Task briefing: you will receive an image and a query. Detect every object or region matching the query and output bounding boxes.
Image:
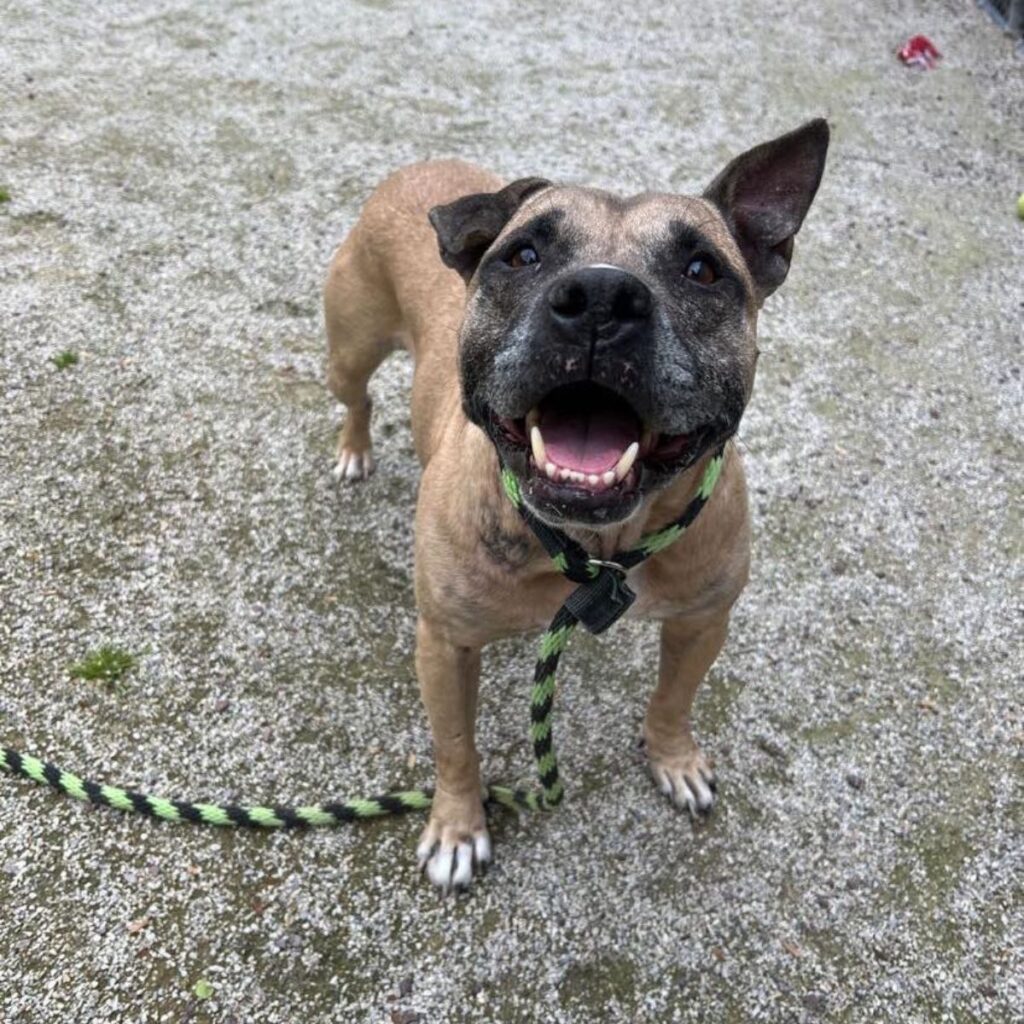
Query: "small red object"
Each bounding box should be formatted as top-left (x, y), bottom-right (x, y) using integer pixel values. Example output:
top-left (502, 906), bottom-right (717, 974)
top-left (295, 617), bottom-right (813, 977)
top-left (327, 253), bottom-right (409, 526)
top-left (898, 35), bottom-right (942, 69)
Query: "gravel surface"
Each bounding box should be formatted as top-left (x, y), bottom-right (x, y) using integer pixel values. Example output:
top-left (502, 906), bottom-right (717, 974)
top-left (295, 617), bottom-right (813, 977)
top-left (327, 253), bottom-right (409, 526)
top-left (1, 2), bottom-right (1022, 1022)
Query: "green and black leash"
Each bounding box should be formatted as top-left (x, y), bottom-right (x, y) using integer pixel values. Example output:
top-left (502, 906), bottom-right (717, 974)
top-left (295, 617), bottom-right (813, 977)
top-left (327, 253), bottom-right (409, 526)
top-left (0, 448), bottom-right (725, 829)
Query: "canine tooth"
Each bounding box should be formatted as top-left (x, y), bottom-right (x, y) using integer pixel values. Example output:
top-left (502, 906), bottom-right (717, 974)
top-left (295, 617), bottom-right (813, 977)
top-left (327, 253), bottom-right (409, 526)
top-left (530, 425), bottom-right (547, 466)
top-left (587, 474), bottom-right (599, 486)
top-left (602, 470), bottom-right (616, 486)
top-left (545, 461), bottom-right (558, 479)
top-left (613, 442), bottom-right (640, 482)
top-left (641, 428), bottom-right (654, 452)
top-left (525, 408), bottom-right (540, 432)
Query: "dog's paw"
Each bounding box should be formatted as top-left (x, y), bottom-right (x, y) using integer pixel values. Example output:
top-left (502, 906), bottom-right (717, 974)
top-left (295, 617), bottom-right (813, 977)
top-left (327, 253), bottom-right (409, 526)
top-left (647, 745), bottom-right (717, 818)
top-left (416, 817), bottom-right (491, 893)
top-left (332, 447), bottom-right (375, 483)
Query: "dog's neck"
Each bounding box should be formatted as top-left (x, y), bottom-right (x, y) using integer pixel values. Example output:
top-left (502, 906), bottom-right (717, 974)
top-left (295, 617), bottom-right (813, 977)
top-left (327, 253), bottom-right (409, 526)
top-left (466, 423), bottom-right (715, 564)
top-left (560, 456), bottom-right (711, 561)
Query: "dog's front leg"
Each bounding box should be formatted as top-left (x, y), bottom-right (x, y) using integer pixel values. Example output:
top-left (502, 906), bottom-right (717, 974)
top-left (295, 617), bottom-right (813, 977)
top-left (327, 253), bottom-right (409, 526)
top-left (414, 615), bottom-right (490, 891)
top-left (644, 612), bottom-right (729, 817)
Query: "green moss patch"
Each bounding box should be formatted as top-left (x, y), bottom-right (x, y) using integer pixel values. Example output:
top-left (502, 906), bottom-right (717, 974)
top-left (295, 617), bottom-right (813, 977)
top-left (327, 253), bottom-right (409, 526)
top-left (69, 646), bottom-right (137, 684)
top-left (51, 351), bottom-right (79, 370)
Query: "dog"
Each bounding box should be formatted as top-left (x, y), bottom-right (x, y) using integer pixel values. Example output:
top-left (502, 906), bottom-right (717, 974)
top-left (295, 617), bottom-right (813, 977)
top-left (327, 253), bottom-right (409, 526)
top-left (324, 120), bottom-right (829, 890)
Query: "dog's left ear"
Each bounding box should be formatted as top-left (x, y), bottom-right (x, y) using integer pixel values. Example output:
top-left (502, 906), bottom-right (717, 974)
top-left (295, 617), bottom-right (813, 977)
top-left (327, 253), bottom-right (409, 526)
top-left (429, 177), bottom-right (551, 281)
top-left (704, 119), bottom-right (829, 301)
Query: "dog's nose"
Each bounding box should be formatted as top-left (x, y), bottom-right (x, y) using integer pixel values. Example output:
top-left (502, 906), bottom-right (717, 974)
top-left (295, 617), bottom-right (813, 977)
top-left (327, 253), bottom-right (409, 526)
top-left (546, 266), bottom-right (652, 329)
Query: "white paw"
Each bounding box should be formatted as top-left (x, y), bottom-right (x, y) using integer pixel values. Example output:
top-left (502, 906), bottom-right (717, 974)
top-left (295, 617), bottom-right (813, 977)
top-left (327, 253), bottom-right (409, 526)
top-left (332, 448), bottom-right (375, 482)
top-left (416, 822), bottom-right (492, 893)
top-left (649, 752), bottom-right (717, 817)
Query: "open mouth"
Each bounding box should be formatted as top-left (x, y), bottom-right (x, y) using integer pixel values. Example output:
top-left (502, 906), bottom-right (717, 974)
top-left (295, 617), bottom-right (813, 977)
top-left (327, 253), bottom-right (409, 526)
top-left (493, 382), bottom-right (707, 518)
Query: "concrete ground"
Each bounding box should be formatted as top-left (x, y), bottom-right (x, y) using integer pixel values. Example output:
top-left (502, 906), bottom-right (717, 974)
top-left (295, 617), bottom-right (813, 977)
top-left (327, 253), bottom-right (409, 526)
top-left (1, 1), bottom-right (1021, 1021)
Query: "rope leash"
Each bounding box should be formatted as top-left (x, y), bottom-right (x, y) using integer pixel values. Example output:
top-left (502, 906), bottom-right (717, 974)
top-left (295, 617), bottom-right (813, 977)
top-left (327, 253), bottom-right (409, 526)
top-left (0, 448), bottom-right (725, 829)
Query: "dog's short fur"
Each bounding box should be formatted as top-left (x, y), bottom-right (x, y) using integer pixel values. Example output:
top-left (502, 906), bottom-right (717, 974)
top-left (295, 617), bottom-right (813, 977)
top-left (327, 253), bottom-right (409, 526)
top-left (325, 121), bottom-right (829, 890)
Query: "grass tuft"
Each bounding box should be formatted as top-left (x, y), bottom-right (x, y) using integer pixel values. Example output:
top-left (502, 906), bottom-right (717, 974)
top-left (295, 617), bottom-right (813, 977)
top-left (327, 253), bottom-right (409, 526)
top-left (69, 646), bottom-right (137, 684)
top-left (51, 350), bottom-right (79, 370)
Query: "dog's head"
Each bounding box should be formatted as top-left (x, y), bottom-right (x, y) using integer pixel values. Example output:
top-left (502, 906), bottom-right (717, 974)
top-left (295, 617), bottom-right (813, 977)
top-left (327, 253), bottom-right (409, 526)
top-left (429, 120), bottom-right (829, 527)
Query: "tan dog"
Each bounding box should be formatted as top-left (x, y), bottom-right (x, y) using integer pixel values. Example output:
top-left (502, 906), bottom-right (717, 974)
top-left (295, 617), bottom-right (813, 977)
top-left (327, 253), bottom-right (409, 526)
top-left (324, 120), bottom-right (829, 890)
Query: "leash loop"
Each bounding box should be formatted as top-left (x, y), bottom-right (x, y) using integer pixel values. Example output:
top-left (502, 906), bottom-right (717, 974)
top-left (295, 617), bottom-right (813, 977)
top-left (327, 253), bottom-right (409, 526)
top-left (586, 558), bottom-right (627, 577)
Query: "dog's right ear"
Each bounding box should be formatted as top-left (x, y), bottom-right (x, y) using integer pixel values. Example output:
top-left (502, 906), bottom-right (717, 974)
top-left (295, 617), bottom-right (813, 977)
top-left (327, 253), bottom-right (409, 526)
top-left (429, 177), bottom-right (551, 281)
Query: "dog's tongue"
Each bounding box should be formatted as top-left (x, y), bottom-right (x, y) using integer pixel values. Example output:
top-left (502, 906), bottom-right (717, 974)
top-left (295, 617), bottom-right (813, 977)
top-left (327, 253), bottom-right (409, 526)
top-left (540, 405), bottom-right (640, 473)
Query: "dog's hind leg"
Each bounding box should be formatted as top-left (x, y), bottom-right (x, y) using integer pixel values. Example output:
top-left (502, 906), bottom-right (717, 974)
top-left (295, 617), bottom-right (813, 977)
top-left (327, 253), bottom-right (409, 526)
top-left (324, 236), bottom-right (406, 482)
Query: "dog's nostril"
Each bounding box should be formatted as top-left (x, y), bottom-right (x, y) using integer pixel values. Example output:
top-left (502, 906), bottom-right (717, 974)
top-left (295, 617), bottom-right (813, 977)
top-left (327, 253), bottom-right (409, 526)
top-left (548, 269), bottom-right (653, 327)
top-left (612, 282), bottom-right (651, 321)
top-left (548, 280), bottom-right (588, 319)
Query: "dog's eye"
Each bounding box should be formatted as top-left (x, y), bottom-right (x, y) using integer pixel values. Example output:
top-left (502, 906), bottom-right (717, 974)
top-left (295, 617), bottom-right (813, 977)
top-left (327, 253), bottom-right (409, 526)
top-left (685, 257), bottom-right (718, 286)
top-left (508, 246), bottom-right (539, 268)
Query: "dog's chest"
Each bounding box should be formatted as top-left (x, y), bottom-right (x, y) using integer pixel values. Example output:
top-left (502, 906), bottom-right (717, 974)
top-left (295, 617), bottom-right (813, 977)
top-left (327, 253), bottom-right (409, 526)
top-left (623, 567), bottom-right (676, 621)
top-left (623, 563), bottom-right (716, 622)
top-left (440, 553), bottom-right (716, 643)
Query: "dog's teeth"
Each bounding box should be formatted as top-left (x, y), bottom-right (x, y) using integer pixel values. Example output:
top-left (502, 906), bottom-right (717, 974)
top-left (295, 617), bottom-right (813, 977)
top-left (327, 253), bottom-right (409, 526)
top-left (641, 428), bottom-right (655, 452)
top-left (530, 425), bottom-right (547, 466)
top-left (525, 408), bottom-right (540, 432)
top-left (602, 470), bottom-right (616, 487)
top-left (573, 471), bottom-right (585, 483)
top-left (613, 442), bottom-right (640, 482)
top-left (545, 461), bottom-right (558, 479)
top-left (587, 474), bottom-right (599, 487)
top-left (560, 468), bottom-right (572, 482)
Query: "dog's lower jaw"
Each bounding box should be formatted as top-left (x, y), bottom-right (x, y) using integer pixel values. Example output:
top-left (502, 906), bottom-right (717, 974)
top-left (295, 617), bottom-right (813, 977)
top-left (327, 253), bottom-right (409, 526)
top-left (518, 484), bottom-right (644, 532)
top-left (416, 788), bottom-right (491, 892)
